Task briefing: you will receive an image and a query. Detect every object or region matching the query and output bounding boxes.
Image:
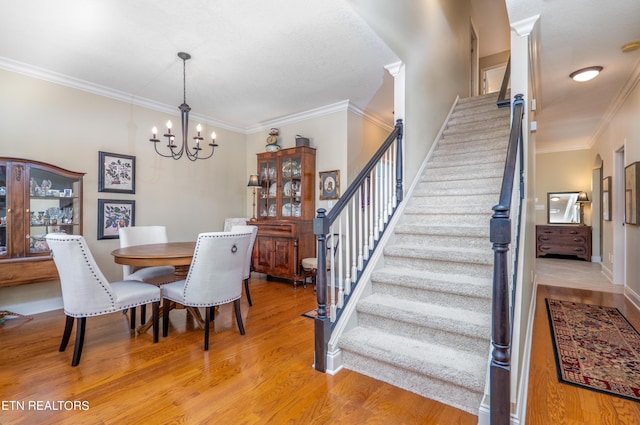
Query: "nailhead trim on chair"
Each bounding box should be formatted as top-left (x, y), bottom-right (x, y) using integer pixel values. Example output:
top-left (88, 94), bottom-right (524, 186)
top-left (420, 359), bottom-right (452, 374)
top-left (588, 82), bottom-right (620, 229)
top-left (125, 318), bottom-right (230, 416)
top-left (181, 232), bottom-right (251, 300)
top-left (50, 236), bottom-right (158, 317)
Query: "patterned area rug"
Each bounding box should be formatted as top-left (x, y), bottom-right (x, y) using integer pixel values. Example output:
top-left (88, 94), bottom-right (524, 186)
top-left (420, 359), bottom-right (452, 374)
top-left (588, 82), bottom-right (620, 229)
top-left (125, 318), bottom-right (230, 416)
top-left (301, 309), bottom-right (317, 319)
top-left (545, 298), bottom-right (640, 401)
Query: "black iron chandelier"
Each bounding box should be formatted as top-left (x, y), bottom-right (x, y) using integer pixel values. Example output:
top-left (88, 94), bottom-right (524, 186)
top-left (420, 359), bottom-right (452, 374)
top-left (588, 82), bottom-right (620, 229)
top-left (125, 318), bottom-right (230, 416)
top-left (149, 52), bottom-right (218, 161)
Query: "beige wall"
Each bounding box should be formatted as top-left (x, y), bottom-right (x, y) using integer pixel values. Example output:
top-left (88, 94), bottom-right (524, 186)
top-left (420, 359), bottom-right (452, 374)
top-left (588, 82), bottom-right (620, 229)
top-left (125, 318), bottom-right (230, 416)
top-left (591, 78), bottom-right (640, 293)
top-left (348, 0), bottom-right (473, 189)
top-left (535, 149), bottom-right (593, 225)
top-left (0, 69), bottom-right (248, 311)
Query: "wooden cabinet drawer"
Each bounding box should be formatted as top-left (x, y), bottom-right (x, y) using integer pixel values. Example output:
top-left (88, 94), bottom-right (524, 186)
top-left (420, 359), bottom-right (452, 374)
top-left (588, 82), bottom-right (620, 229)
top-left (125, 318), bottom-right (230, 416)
top-left (536, 225), bottom-right (591, 261)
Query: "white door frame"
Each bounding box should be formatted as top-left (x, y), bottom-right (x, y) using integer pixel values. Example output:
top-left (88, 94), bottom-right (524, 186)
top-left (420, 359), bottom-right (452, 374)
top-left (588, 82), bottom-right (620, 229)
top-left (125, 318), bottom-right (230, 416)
top-left (613, 146), bottom-right (626, 285)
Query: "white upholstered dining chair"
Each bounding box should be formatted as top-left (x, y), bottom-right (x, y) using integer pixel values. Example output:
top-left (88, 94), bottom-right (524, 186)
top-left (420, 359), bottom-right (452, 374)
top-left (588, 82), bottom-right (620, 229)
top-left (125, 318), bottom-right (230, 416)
top-left (161, 231), bottom-right (251, 350)
top-left (46, 234), bottom-right (160, 366)
top-left (119, 226), bottom-right (175, 326)
top-left (230, 224), bottom-right (258, 306)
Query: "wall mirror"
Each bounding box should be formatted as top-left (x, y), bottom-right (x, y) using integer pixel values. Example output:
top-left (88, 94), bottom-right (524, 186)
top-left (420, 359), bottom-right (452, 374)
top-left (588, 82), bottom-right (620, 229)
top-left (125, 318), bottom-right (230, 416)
top-left (547, 192), bottom-right (580, 224)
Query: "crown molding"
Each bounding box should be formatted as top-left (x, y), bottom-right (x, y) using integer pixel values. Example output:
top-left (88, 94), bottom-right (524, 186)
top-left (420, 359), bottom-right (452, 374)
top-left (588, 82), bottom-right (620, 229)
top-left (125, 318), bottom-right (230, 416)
top-left (1, 56), bottom-right (391, 135)
top-left (0, 56), bottom-right (247, 134)
top-left (511, 15), bottom-right (540, 37)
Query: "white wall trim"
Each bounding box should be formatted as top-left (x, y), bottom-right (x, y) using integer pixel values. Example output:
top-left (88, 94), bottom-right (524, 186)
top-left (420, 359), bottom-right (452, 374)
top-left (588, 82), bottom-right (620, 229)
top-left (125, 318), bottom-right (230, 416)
top-left (0, 56), bottom-right (393, 135)
top-left (2, 296), bottom-right (63, 316)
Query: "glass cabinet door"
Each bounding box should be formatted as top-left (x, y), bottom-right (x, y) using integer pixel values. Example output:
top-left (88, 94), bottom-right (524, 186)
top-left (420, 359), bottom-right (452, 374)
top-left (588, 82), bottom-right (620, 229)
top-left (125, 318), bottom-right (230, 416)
top-left (281, 156), bottom-right (302, 218)
top-left (28, 168), bottom-right (81, 255)
top-left (0, 164), bottom-right (6, 258)
top-left (259, 159), bottom-right (277, 218)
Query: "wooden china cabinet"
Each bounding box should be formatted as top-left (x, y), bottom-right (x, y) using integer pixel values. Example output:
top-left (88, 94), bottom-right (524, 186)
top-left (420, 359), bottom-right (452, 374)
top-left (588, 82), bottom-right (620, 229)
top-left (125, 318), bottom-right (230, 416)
top-left (0, 158), bottom-right (84, 287)
top-left (251, 146), bottom-right (316, 285)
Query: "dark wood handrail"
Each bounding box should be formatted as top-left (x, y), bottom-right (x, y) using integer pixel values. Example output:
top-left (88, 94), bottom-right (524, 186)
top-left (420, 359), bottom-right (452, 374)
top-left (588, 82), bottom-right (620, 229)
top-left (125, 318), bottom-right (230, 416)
top-left (497, 57), bottom-right (511, 108)
top-left (313, 119), bottom-right (403, 372)
top-left (325, 120), bottom-right (403, 223)
top-left (490, 93), bottom-right (524, 424)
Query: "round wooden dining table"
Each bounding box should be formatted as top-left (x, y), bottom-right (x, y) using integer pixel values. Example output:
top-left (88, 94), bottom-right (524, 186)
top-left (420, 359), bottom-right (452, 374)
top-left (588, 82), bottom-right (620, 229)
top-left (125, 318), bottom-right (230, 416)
top-left (111, 241), bottom-right (196, 279)
top-left (111, 241), bottom-right (203, 332)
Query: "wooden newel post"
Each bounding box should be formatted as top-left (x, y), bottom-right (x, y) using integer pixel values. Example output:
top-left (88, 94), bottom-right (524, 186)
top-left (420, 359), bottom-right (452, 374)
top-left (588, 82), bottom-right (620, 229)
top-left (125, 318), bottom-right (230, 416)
top-left (313, 208), bottom-right (331, 372)
top-left (490, 205), bottom-right (511, 425)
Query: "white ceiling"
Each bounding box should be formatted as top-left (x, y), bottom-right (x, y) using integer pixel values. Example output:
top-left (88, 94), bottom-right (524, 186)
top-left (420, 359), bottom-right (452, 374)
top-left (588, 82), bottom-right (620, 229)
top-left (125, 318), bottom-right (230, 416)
top-left (0, 0), bottom-right (638, 152)
top-left (506, 0), bottom-right (640, 152)
top-left (0, 0), bottom-right (398, 132)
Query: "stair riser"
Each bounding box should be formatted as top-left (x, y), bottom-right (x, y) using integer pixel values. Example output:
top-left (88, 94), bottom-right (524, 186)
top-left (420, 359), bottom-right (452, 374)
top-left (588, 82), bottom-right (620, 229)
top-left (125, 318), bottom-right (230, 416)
top-left (446, 117), bottom-right (510, 134)
top-left (440, 130), bottom-right (510, 144)
top-left (422, 164), bottom-right (505, 180)
top-left (435, 140), bottom-right (507, 155)
top-left (393, 233), bottom-right (491, 250)
top-left (371, 271), bottom-right (492, 299)
top-left (400, 213), bottom-right (491, 227)
top-left (383, 255), bottom-right (493, 278)
top-left (341, 350), bottom-right (483, 415)
top-left (370, 281), bottom-right (491, 313)
top-left (407, 194), bottom-right (499, 208)
top-left (431, 149), bottom-right (506, 165)
top-left (358, 312), bottom-right (490, 352)
top-left (449, 108), bottom-right (509, 123)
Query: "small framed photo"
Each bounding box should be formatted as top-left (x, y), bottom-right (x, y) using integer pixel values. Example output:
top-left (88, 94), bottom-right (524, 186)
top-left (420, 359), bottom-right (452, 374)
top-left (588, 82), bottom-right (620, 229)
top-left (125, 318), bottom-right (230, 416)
top-left (319, 170), bottom-right (340, 200)
top-left (98, 151), bottom-right (136, 194)
top-left (625, 162), bottom-right (640, 225)
top-left (602, 176), bottom-right (611, 221)
top-left (98, 199), bottom-right (135, 240)
top-left (63, 188), bottom-right (73, 197)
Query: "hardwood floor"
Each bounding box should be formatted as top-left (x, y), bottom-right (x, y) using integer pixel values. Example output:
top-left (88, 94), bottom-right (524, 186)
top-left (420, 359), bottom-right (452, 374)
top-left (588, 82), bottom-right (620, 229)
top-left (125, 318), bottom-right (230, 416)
top-left (0, 275), bottom-right (475, 425)
top-left (4, 259), bottom-right (639, 424)
top-left (527, 258), bottom-right (640, 424)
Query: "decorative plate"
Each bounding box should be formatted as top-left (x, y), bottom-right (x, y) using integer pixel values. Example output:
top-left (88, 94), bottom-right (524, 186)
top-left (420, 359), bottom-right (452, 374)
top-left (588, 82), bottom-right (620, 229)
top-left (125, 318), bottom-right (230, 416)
top-left (283, 181), bottom-right (291, 196)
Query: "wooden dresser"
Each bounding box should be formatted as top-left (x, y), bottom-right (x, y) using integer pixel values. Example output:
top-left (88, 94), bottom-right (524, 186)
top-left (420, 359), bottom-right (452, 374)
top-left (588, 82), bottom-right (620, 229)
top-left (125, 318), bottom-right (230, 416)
top-left (536, 225), bottom-right (592, 262)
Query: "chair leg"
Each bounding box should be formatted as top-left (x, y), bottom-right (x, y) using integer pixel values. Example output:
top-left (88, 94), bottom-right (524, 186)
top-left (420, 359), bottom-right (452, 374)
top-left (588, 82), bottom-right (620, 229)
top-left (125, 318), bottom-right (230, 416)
top-left (209, 306), bottom-right (215, 322)
top-left (130, 306), bottom-right (136, 330)
top-left (204, 307), bottom-right (210, 351)
top-left (244, 278), bottom-right (253, 306)
top-left (151, 301), bottom-right (159, 343)
top-left (71, 317), bottom-right (86, 367)
top-left (162, 299), bottom-right (170, 337)
top-left (140, 304), bottom-right (147, 325)
top-left (59, 315), bottom-right (74, 352)
top-left (234, 299), bottom-right (245, 335)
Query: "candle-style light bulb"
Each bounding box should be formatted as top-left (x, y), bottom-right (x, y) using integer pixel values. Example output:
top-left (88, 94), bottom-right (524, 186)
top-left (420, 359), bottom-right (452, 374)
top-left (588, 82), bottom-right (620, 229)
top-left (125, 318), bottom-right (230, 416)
top-left (166, 120), bottom-right (172, 130)
top-left (151, 126), bottom-right (157, 138)
top-left (211, 131), bottom-right (216, 141)
top-left (196, 124), bottom-right (202, 135)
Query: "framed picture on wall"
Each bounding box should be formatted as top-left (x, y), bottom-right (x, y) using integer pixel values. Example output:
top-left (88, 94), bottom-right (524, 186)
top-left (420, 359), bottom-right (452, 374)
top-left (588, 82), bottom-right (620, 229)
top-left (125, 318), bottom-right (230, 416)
top-left (602, 176), bottom-right (611, 221)
top-left (98, 199), bottom-right (135, 239)
top-left (319, 170), bottom-right (340, 200)
top-left (98, 151), bottom-right (136, 194)
top-left (625, 162), bottom-right (640, 225)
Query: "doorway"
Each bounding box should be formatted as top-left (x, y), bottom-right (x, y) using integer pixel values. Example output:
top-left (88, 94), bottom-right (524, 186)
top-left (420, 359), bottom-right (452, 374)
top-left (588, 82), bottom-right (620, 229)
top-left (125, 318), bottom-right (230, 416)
top-left (613, 146), bottom-right (626, 285)
top-left (470, 21), bottom-right (479, 97)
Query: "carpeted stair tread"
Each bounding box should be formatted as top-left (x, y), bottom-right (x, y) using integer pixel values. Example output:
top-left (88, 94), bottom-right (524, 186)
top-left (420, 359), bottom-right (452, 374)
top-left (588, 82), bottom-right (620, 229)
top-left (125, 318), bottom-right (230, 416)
top-left (338, 94), bottom-right (508, 415)
top-left (371, 266), bottom-right (491, 298)
top-left (357, 293), bottom-right (491, 335)
top-left (394, 223), bottom-right (489, 238)
top-left (384, 244), bottom-right (493, 265)
top-left (340, 327), bottom-right (487, 392)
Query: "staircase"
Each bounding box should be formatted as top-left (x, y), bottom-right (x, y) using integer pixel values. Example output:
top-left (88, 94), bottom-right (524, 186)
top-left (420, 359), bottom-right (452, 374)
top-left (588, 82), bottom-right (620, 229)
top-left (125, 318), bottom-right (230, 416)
top-left (338, 93), bottom-right (510, 415)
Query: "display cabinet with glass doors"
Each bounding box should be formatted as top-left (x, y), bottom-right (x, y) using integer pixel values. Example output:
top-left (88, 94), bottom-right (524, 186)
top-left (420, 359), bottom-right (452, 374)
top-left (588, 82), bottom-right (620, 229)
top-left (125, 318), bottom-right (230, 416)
top-left (0, 158), bottom-right (84, 287)
top-left (252, 146), bottom-right (316, 284)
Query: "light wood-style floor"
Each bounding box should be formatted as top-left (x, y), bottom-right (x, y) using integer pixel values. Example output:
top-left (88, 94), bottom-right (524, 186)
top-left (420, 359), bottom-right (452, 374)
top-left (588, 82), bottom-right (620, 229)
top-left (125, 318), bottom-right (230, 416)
top-left (0, 276), bottom-right (475, 425)
top-left (527, 258), bottom-right (640, 424)
top-left (2, 259), bottom-right (639, 424)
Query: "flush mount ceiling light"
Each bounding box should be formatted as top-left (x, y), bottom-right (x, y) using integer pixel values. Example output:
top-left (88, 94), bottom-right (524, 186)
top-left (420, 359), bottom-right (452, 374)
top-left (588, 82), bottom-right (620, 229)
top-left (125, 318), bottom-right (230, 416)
top-left (621, 41), bottom-right (640, 53)
top-left (569, 66), bottom-right (603, 82)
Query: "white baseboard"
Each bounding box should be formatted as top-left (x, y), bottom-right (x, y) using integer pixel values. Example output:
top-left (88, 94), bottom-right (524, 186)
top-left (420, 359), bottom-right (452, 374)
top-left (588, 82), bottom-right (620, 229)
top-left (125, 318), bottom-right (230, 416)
top-left (1, 297), bottom-right (63, 315)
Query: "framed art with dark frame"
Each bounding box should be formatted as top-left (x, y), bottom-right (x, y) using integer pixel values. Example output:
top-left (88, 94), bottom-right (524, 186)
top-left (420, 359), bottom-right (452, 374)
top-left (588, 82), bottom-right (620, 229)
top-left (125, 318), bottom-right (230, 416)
top-left (319, 170), bottom-right (340, 200)
top-left (98, 151), bottom-right (136, 194)
top-left (625, 162), bottom-right (640, 225)
top-left (602, 176), bottom-right (611, 221)
top-left (97, 199), bottom-right (135, 239)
